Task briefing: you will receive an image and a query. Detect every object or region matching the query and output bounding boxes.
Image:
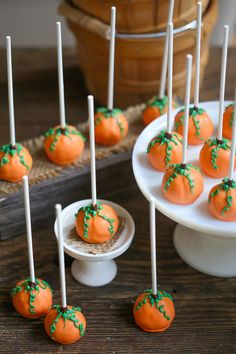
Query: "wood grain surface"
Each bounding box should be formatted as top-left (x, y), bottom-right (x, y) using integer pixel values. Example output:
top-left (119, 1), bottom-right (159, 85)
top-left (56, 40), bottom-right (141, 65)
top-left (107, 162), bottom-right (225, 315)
top-left (0, 47), bottom-right (236, 353)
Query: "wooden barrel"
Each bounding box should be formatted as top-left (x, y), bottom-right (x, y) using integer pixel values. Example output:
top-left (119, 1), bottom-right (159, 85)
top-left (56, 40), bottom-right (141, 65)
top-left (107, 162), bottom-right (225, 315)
top-left (71, 0), bottom-right (210, 33)
top-left (59, 0), bottom-right (218, 108)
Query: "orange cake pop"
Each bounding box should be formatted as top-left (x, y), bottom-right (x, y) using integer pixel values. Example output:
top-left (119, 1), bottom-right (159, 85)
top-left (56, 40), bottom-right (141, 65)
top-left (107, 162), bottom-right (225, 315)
top-left (11, 278), bottom-right (52, 319)
top-left (94, 107), bottom-right (128, 145)
top-left (0, 37), bottom-right (33, 182)
top-left (133, 198), bottom-right (175, 332)
top-left (44, 204), bottom-right (86, 344)
top-left (95, 8), bottom-right (129, 146)
top-left (44, 125), bottom-right (85, 165)
top-left (75, 202), bottom-right (119, 244)
top-left (143, 96), bottom-right (177, 126)
top-left (223, 103), bottom-right (234, 139)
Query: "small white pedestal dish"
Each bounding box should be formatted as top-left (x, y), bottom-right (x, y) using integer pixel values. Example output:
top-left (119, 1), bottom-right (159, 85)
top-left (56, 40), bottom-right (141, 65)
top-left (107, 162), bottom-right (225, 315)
top-left (54, 199), bottom-right (135, 286)
top-left (132, 101), bottom-right (236, 277)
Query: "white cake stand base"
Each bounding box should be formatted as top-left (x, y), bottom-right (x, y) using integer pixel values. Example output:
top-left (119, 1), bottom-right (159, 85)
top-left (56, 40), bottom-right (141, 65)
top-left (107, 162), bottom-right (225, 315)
top-left (71, 259), bottom-right (117, 287)
top-left (174, 224), bottom-right (236, 277)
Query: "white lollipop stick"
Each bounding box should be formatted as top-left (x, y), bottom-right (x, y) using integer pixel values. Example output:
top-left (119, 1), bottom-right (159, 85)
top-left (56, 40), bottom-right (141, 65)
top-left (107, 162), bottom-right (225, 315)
top-left (88, 95), bottom-right (97, 206)
top-left (23, 176), bottom-right (35, 284)
top-left (107, 6), bottom-right (116, 111)
top-left (6, 36), bottom-right (16, 146)
top-left (55, 204), bottom-right (67, 309)
top-left (182, 55), bottom-right (192, 165)
top-left (56, 22), bottom-right (66, 128)
top-left (150, 197), bottom-right (157, 295)
top-left (159, 0), bottom-right (175, 99)
top-left (217, 25), bottom-right (229, 141)
top-left (167, 22), bottom-right (173, 134)
top-left (194, 2), bottom-right (202, 107)
top-left (229, 87), bottom-right (236, 180)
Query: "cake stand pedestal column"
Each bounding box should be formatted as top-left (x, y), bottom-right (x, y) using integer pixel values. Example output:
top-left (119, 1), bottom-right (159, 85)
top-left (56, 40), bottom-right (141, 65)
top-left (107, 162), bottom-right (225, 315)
top-left (174, 224), bottom-right (236, 277)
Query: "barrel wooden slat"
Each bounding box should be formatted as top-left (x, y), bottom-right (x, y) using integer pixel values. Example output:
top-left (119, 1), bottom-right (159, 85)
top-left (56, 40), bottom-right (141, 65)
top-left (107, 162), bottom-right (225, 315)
top-left (72, 0), bottom-right (211, 33)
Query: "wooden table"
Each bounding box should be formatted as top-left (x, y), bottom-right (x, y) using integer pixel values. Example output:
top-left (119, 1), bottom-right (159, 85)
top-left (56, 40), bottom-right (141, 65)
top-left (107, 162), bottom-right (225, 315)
top-left (1, 48), bottom-right (236, 353)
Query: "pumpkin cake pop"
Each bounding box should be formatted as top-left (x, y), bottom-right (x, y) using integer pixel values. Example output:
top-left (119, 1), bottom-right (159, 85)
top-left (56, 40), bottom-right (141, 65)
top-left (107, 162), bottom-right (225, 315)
top-left (133, 198), bottom-right (175, 332)
top-left (95, 7), bottom-right (128, 146)
top-left (174, 3), bottom-right (213, 145)
top-left (147, 23), bottom-right (183, 172)
top-left (199, 26), bottom-right (233, 178)
top-left (0, 37), bottom-right (33, 182)
top-left (44, 204), bottom-right (86, 344)
top-left (11, 176), bottom-right (52, 318)
top-left (208, 88), bottom-right (236, 221)
top-left (142, 0), bottom-right (176, 126)
top-left (223, 103), bottom-right (234, 139)
top-left (76, 96), bottom-right (120, 244)
top-left (162, 55), bottom-right (204, 205)
top-left (44, 22), bottom-right (85, 166)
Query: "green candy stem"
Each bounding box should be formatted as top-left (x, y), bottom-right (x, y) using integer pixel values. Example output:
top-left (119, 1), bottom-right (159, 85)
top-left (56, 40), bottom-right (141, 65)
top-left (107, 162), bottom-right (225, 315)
top-left (44, 125), bottom-right (86, 152)
top-left (175, 106), bottom-right (206, 140)
top-left (209, 178), bottom-right (236, 215)
top-left (75, 202), bottom-right (116, 239)
top-left (147, 130), bottom-right (182, 166)
top-left (11, 277), bottom-right (52, 314)
top-left (95, 107), bottom-right (125, 136)
top-left (0, 143), bottom-right (30, 170)
top-left (164, 163), bottom-right (200, 193)
top-left (50, 304), bottom-right (85, 337)
top-left (135, 289), bottom-right (173, 321)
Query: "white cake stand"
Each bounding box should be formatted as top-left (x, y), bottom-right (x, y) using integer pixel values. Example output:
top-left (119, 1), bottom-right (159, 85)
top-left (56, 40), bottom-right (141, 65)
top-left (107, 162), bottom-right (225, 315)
top-left (132, 101), bottom-right (236, 277)
top-left (54, 199), bottom-right (135, 287)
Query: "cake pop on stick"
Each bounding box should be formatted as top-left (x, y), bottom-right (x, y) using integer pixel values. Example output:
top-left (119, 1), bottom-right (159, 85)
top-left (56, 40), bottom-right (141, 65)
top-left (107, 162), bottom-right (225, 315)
top-left (11, 176), bottom-right (52, 319)
top-left (95, 7), bottom-right (128, 145)
top-left (174, 2), bottom-right (213, 144)
top-left (162, 54), bottom-right (204, 204)
top-left (147, 22), bottom-right (183, 172)
top-left (44, 204), bottom-right (86, 344)
top-left (142, 0), bottom-right (177, 126)
top-left (208, 87), bottom-right (236, 221)
top-left (133, 198), bottom-right (175, 332)
top-left (223, 102), bottom-right (235, 140)
top-left (76, 95), bottom-right (119, 243)
top-left (0, 37), bottom-right (33, 182)
top-left (199, 26), bottom-right (235, 178)
top-left (44, 22), bottom-right (85, 165)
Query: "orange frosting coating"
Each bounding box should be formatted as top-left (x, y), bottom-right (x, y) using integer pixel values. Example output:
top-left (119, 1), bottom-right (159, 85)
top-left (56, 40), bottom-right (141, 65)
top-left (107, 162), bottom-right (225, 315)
top-left (11, 278), bottom-right (52, 319)
top-left (95, 108), bottom-right (128, 145)
top-left (174, 106), bottom-right (214, 145)
top-left (208, 179), bottom-right (236, 221)
top-left (199, 138), bottom-right (235, 178)
top-left (223, 104), bottom-right (234, 140)
top-left (161, 163), bottom-right (204, 204)
top-left (75, 202), bottom-right (119, 244)
top-left (133, 290), bottom-right (175, 332)
top-left (147, 130), bottom-right (183, 171)
top-left (44, 125), bottom-right (85, 166)
top-left (143, 96), bottom-right (177, 126)
top-left (0, 144), bottom-right (33, 182)
top-left (44, 305), bottom-right (86, 344)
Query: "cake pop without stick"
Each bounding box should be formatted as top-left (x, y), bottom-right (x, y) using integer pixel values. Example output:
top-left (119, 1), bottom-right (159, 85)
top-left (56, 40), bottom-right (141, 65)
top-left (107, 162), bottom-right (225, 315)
top-left (223, 103), bottom-right (235, 139)
top-left (11, 176), bottom-right (52, 318)
top-left (76, 96), bottom-right (119, 244)
top-left (0, 37), bottom-right (33, 182)
top-left (133, 198), bottom-right (175, 332)
top-left (44, 22), bottom-right (85, 165)
top-left (95, 7), bottom-right (128, 146)
top-left (162, 55), bottom-right (204, 204)
top-left (174, 2), bottom-right (213, 144)
top-left (199, 26), bottom-right (235, 178)
top-left (147, 22), bottom-right (183, 172)
top-left (208, 87), bottom-right (236, 221)
top-left (142, 0), bottom-right (177, 126)
top-left (44, 204), bottom-right (86, 344)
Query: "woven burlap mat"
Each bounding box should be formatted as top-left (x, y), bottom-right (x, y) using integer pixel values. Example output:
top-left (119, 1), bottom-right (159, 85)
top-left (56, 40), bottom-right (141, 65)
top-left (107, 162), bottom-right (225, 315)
top-left (0, 104), bottom-right (144, 197)
top-left (65, 217), bottom-right (125, 255)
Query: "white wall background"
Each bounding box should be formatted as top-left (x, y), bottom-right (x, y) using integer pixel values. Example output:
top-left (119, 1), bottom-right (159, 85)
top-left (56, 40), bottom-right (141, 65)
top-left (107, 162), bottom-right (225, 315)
top-left (0, 0), bottom-right (235, 47)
